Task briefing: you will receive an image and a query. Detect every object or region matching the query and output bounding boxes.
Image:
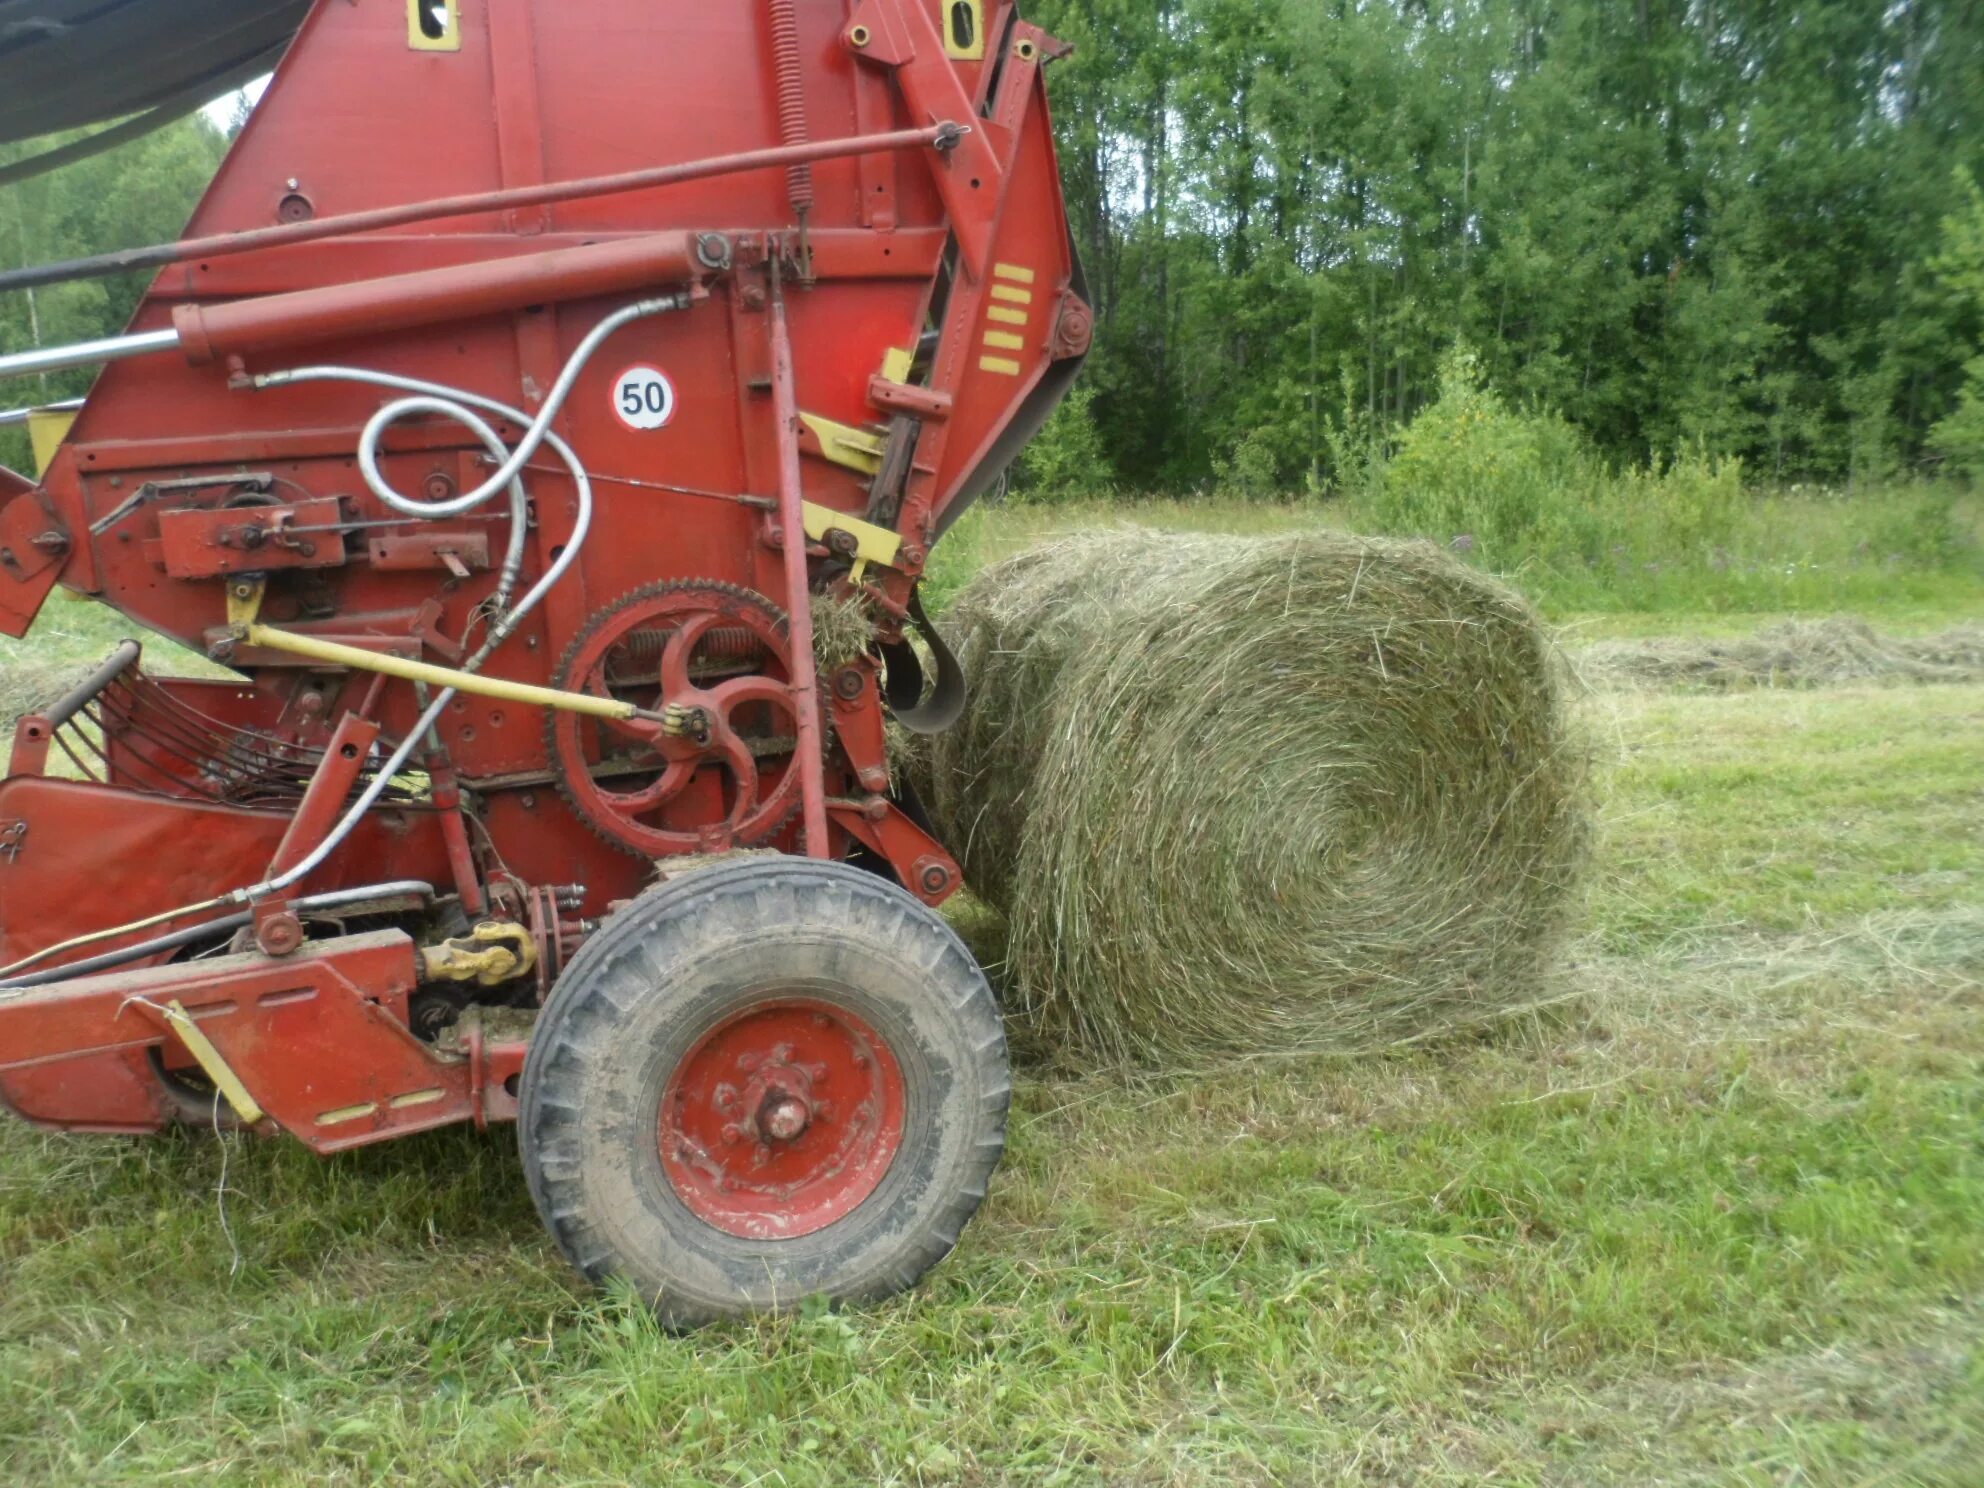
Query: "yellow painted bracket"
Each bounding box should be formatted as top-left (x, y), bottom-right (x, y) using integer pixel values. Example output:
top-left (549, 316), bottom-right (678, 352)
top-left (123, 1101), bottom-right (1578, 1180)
top-left (801, 501), bottom-right (903, 582)
top-left (26, 408), bottom-right (77, 478)
top-left (162, 999), bottom-right (265, 1125)
top-left (799, 413), bottom-right (887, 476)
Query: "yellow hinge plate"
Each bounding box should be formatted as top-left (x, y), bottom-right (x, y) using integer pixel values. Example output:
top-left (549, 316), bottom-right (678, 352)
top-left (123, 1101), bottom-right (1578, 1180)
top-left (801, 501), bottom-right (903, 581)
top-left (799, 412), bottom-right (887, 476)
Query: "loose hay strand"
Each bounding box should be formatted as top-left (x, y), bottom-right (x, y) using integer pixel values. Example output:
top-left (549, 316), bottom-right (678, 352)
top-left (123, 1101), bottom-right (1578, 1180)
top-left (923, 529), bottom-right (1594, 1064)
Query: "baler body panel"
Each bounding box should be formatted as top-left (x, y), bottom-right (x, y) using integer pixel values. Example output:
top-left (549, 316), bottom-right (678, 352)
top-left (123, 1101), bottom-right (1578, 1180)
top-left (0, 0), bottom-right (1086, 1155)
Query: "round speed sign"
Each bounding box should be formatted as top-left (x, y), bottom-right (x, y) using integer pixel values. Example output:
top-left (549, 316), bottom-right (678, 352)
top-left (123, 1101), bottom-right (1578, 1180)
top-left (611, 366), bottom-right (677, 431)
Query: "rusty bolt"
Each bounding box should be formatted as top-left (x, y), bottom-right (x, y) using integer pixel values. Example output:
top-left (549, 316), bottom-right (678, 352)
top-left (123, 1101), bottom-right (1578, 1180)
top-left (424, 472), bottom-right (457, 502)
top-left (741, 283), bottom-right (768, 311)
top-left (915, 857), bottom-right (952, 897)
top-left (833, 667), bottom-right (865, 702)
top-left (256, 912), bottom-right (305, 957)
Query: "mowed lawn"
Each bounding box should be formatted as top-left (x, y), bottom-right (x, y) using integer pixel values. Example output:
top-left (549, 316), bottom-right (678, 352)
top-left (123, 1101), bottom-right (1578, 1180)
top-left (0, 577), bottom-right (1979, 1482)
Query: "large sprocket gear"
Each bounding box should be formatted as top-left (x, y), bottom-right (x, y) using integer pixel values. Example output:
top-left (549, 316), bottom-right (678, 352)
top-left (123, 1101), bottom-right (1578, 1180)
top-left (547, 582), bottom-right (802, 858)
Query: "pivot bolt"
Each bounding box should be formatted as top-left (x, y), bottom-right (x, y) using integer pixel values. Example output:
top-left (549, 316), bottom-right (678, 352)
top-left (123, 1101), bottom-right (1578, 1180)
top-left (256, 912), bottom-right (305, 957)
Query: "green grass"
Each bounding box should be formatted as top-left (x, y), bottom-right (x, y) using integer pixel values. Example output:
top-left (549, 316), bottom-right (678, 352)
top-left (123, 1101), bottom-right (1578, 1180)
top-left (932, 488), bottom-right (1984, 623)
top-left (1, 505), bottom-right (1981, 1483)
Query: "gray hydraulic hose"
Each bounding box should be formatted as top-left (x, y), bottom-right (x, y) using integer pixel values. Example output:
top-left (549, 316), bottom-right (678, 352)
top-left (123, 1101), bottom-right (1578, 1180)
top-left (0, 882), bottom-right (435, 991)
top-left (239, 294), bottom-right (681, 898)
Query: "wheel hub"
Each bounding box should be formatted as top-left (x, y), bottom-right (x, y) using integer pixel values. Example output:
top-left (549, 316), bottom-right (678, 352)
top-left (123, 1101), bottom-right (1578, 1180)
top-left (660, 997), bottom-right (905, 1240)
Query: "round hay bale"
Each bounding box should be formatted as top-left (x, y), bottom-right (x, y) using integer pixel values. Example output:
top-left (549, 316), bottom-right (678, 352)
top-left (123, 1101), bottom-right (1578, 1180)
top-left (921, 528), bottom-right (1592, 1063)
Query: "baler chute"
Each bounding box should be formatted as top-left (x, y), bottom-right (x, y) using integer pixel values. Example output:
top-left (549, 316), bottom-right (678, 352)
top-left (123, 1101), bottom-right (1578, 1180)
top-left (0, 0), bottom-right (1087, 1322)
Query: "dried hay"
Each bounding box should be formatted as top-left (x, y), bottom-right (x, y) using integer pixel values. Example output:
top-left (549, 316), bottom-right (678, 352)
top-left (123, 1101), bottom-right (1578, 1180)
top-left (920, 529), bottom-right (1593, 1063)
top-left (1573, 619), bottom-right (1984, 693)
top-left (810, 588), bottom-right (876, 673)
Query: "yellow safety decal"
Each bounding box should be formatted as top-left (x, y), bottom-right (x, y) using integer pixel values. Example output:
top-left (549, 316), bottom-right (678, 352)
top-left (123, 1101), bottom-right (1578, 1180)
top-left (978, 356), bottom-right (1023, 377)
top-left (881, 347), bottom-right (916, 383)
top-left (983, 330), bottom-right (1025, 351)
top-left (990, 285), bottom-right (1033, 305)
top-left (162, 1000), bottom-right (265, 1125)
top-left (317, 1102), bottom-right (378, 1127)
top-left (986, 305), bottom-right (1029, 327)
top-left (25, 408), bottom-right (77, 478)
top-left (993, 263), bottom-right (1037, 284)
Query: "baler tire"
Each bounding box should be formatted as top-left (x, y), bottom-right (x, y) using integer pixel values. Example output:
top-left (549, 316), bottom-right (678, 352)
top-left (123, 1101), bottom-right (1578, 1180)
top-left (516, 856), bottom-right (1009, 1326)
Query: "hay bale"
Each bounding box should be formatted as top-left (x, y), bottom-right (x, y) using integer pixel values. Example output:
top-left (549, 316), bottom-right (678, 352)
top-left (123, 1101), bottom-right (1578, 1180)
top-left (921, 529), bottom-right (1592, 1063)
top-left (1572, 619), bottom-right (1984, 693)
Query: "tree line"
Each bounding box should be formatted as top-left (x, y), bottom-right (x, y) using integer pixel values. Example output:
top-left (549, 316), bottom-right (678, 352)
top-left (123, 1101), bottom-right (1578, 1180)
top-left (1028, 0), bottom-right (1984, 493)
top-left (7, 6), bottom-right (1984, 496)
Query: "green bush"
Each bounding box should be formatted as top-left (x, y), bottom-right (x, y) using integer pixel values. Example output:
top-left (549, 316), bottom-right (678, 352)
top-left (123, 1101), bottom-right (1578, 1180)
top-left (1336, 345), bottom-right (1976, 611)
top-left (1356, 346), bottom-right (1605, 565)
top-left (1012, 384), bottom-right (1116, 502)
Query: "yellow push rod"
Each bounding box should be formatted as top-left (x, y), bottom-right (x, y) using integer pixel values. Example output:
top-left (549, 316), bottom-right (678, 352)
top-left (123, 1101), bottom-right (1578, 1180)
top-left (244, 625), bottom-right (640, 721)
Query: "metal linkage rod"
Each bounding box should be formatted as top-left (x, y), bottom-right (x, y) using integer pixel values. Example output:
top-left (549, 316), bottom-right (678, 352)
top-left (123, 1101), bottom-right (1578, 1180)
top-left (0, 397), bottom-right (84, 430)
top-left (0, 123), bottom-right (961, 298)
top-left (0, 329), bottom-right (178, 382)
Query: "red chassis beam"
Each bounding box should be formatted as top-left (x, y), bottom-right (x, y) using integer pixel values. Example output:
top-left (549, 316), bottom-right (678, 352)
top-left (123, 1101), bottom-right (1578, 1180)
top-left (0, 931), bottom-right (525, 1151)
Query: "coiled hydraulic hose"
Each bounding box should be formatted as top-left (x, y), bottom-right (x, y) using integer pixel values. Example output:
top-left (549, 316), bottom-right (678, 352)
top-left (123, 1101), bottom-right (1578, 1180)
top-left (0, 295), bottom-right (687, 983)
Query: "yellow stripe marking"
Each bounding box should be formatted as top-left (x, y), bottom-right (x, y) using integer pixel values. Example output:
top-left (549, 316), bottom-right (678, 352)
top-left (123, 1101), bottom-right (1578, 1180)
top-left (389, 1089), bottom-right (447, 1110)
top-left (317, 1102), bottom-right (378, 1127)
top-left (993, 263), bottom-right (1037, 284)
top-left (983, 330), bottom-right (1025, 351)
top-left (986, 305), bottom-right (1029, 327)
top-left (990, 285), bottom-right (1033, 305)
top-left (160, 1001), bottom-right (264, 1126)
top-left (979, 356), bottom-right (1023, 377)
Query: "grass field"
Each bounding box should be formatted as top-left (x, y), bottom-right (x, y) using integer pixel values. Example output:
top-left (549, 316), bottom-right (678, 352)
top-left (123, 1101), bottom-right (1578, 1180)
top-left (0, 500), bottom-right (1980, 1484)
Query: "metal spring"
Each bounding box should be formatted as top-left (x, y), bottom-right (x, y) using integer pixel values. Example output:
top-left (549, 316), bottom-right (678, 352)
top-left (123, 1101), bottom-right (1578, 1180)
top-left (767, 0), bottom-right (816, 218)
top-left (618, 626), bottom-right (764, 662)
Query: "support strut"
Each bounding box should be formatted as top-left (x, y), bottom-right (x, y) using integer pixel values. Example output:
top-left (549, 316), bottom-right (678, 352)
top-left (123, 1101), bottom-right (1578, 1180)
top-left (768, 282), bottom-right (831, 858)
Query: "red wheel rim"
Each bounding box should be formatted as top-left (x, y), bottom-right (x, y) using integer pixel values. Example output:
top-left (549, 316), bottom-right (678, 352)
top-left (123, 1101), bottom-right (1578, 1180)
top-left (659, 996), bottom-right (906, 1240)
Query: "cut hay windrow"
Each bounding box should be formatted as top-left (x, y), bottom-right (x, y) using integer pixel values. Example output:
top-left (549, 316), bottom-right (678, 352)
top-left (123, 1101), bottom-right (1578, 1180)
top-left (1571, 619), bottom-right (1984, 693)
top-left (920, 529), bottom-right (1593, 1063)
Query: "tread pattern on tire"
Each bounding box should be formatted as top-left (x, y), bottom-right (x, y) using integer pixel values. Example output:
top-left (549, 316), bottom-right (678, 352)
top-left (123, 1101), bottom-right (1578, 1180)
top-left (517, 856), bottom-right (1009, 1326)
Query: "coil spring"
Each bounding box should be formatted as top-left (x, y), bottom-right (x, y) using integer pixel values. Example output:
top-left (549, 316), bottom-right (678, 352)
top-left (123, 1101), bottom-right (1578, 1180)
top-left (767, 0), bottom-right (816, 218)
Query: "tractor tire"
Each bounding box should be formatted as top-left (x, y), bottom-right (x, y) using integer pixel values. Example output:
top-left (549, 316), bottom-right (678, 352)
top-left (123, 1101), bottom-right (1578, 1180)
top-left (517, 856), bottom-right (1009, 1326)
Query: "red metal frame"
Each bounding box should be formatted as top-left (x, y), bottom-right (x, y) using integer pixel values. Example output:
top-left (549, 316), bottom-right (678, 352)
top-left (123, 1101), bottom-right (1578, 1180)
top-left (0, 0), bottom-right (1085, 1147)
